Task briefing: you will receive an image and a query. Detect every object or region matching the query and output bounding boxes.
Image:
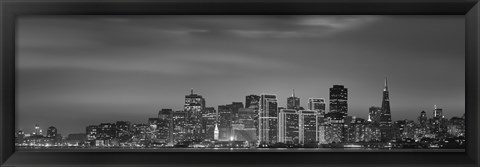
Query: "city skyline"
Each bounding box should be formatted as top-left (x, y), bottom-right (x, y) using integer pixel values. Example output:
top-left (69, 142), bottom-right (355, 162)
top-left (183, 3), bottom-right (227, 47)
top-left (16, 81), bottom-right (466, 149)
top-left (17, 15), bottom-right (465, 135)
top-left (17, 82), bottom-right (463, 136)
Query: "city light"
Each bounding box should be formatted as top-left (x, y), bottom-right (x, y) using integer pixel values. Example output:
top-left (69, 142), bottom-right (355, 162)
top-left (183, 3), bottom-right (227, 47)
top-left (15, 81), bottom-right (466, 149)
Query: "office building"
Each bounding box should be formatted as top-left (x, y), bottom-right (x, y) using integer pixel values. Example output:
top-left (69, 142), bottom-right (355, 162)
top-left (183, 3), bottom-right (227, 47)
top-left (368, 106), bottom-right (381, 124)
top-left (158, 109), bottom-right (173, 144)
top-left (258, 93), bottom-right (278, 144)
top-left (287, 89), bottom-right (300, 110)
top-left (329, 85), bottom-right (348, 120)
top-left (308, 98), bottom-right (326, 114)
top-left (299, 110), bottom-right (318, 145)
top-left (184, 89), bottom-right (206, 140)
top-left (278, 109), bottom-right (299, 144)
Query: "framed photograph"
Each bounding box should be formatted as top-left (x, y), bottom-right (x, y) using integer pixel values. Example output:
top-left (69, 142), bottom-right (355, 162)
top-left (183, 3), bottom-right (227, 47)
top-left (1, 0), bottom-right (479, 166)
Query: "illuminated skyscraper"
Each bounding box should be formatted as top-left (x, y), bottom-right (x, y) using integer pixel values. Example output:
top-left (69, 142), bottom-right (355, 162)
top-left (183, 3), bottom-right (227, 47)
top-left (245, 94), bottom-right (261, 139)
top-left (278, 109), bottom-right (299, 144)
top-left (329, 85), bottom-right (348, 120)
top-left (258, 94), bottom-right (278, 144)
top-left (380, 78), bottom-right (392, 125)
top-left (158, 109), bottom-right (173, 145)
top-left (433, 105), bottom-right (443, 119)
top-left (217, 102), bottom-right (242, 141)
top-left (432, 105), bottom-right (447, 135)
top-left (217, 104), bottom-right (232, 141)
top-left (308, 98), bottom-right (325, 113)
top-left (184, 88), bottom-right (205, 141)
top-left (245, 95), bottom-right (260, 109)
top-left (232, 108), bottom-right (257, 142)
top-left (379, 78), bottom-right (393, 141)
top-left (418, 110), bottom-right (428, 127)
top-left (287, 89), bottom-right (300, 110)
top-left (172, 111), bottom-right (187, 142)
top-left (368, 106), bottom-right (381, 124)
top-left (299, 110), bottom-right (318, 145)
top-left (201, 107), bottom-right (217, 141)
top-left (230, 102), bottom-right (244, 123)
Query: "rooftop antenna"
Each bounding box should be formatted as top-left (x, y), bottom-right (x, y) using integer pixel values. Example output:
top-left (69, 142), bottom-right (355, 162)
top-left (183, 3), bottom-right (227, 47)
top-left (384, 77), bottom-right (388, 91)
top-left (190, 88), bottom-right (193, 95)
top-left (292, 89), bottom-right (295, 97)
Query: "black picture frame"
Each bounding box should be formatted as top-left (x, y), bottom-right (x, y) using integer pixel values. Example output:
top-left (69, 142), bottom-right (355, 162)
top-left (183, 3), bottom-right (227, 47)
top-left (1, 0), bottom-right (479, 166)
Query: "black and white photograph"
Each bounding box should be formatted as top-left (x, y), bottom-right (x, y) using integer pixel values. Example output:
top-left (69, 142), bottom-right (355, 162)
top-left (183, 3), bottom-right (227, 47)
top-left (15, 15), bottom-right (465, 151)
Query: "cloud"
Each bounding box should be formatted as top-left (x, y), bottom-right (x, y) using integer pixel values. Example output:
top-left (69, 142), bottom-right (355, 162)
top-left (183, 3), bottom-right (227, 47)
top-left (228, 16), bottom-right (381, 38)
top-left (18, 49), bottom-right (294, 77)
top-left (298, 16), bottom-right (379, 29)
top-left (156, 29), bottom-right (210, 35)
top-left (229, 30), bottom-right (305, 38)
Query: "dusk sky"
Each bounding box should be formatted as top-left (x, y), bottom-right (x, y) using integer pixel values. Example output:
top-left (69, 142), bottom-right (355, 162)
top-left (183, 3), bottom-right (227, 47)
top-left (17, 15), bottom-right (465, 135)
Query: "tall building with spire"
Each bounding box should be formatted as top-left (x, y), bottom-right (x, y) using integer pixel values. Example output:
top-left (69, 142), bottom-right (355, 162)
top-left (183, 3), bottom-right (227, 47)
top-left (287, 89), bottom-right (300, 110)
top-left (380, 78), bottom-right (392, 125)
top-left (379, 78), bottom-right (393, 141)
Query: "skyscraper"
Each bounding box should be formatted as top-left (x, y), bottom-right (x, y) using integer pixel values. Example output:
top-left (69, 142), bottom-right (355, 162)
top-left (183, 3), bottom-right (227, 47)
top-left (258, 93), bottom-right (278, 144)
top-left (218, 104), bottom-right (232, 141)
top-left (432, 105), bottom-right (447, 135)
top-left (172, 110), bottom-right (187, 142)
top-left (245, 94), bottom-right (261, 140)
top-left (380, 78), bottom-right (392, 125)
top-left (287, 89), bottom-right (300, 110)
top-left (201, 107), bottom-right (217, 141)
top-left (368, 106), bottom-right (382, 124)
top-left (379, 78), bottom-right (393, 142)
top-left (329, 85), bottom-right (348, 120)
top-left (158, 109), bottom-right (174, 145)
top-left (299, 110), bottom-right (318, 145)
top-left (245, 95), bottom-right (260, 109)
top-left (232, 108), bottom-right (257, 142)
top-left (433, 105), bottom-right (443, 119)
top-left (184, 89), bottom-right (205, 141)
top-left (230, 102), bottom-right (244, 124)
top-left (308, 98), bottom-right (326, 114)
top-left (418, 110), bottom-right (428, 127)
top-left (278, 109), bottom-right (299, 144)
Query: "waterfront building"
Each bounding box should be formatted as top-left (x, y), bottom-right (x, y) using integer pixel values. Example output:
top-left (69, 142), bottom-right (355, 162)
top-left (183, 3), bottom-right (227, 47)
top-left (158, 109), bottom-right (174, 145)
top-left (258, 94), bottom-right (278, 144)
top-left (299, 110), bottom-right (318, 145)
top-left (278, 109), bottom-right (299, 144)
